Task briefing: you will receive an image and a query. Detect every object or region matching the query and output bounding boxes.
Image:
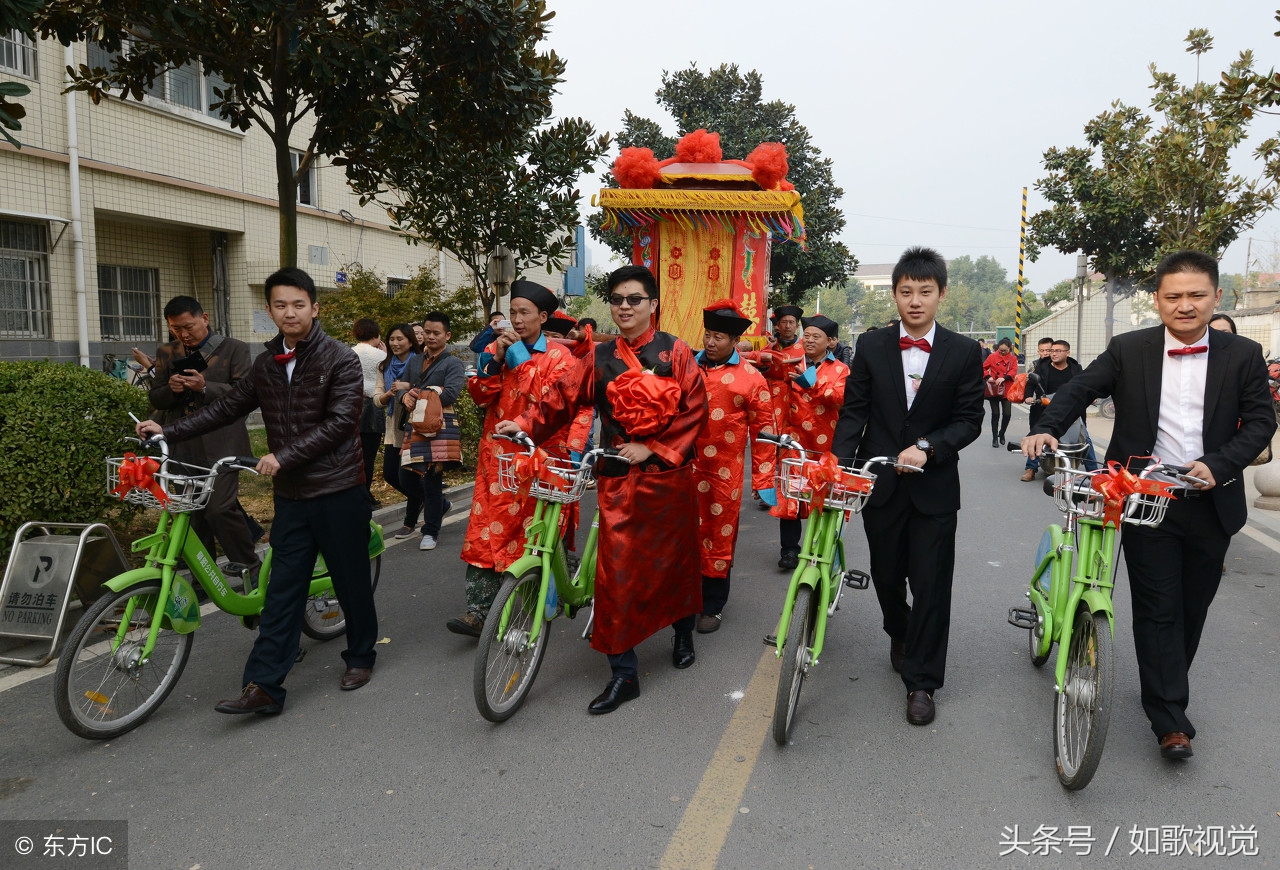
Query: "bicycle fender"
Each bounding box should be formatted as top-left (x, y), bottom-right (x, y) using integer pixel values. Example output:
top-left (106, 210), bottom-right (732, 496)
top-left (504, 554), bottom-right (544, 580)
top-left (1078, 590), bottom-right (1115, 636)
top-left (103, 569), bottom-right (202, 634)
top-left (367, 520), bottom-right (386, 559)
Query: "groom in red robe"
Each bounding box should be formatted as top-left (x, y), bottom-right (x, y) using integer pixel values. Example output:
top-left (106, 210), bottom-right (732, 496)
top-left (497, 265), bottom-right (707, 714)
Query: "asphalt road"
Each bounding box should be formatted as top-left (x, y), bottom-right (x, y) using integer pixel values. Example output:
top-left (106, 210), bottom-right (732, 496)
top-left (2, 407), bottom-right (1278, 869)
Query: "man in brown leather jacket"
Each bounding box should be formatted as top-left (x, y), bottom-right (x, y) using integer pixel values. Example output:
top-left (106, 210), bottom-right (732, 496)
top-left (137, 267), bottom-right (378, 716)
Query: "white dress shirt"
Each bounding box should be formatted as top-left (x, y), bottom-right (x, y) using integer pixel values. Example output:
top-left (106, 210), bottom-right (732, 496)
top-left (1152, 328), bottom-right (1209, 466)
top-left (899, 322), bottom-right (937, 410)
top-left (283, 343), bottom-right (297, 384)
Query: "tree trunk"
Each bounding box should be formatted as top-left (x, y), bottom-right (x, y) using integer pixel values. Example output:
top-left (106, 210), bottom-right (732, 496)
top-left (276, 141), bottom-right (298, 268)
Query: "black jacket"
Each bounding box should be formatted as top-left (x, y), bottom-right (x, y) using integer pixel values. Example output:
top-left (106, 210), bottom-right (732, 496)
top-left (166, 320), bottom-right (365, 500)
top-left (831, 324), bottom-right (985, 514)
top-left (1032, 326), bottom-right (1276, 535)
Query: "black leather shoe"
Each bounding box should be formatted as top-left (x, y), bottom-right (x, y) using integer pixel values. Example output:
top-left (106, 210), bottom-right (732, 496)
top-left (906, 690), bottom-right (935, 726)
top-left (778, 551), bottom-right (799, 570)
top-left (1159, 731), bottom-right (1193, 760)
top-left (214, 683), bottom-right (282, 715)
top-left (588, 676), bottom-right (639, 714)
top-left (673, 631), bottom-right (696, 669)
top-left (890, 639), bottom-right (906, 673)
top-left (340, 667), bottom-right (372, 691)
top-left (999, 435), bottom-right (1007, 446)
top-left (992, 435), bottom-right (1000, 448)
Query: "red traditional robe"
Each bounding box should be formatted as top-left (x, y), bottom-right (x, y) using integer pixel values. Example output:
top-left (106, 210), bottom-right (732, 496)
top-left (461, 335), bottom-right (592, 572)
top-left (744, 335), bottom-right (806, 435)
top-left (694, 351), bottom-right (775, 578)
top-left (772, 353), bottom-right (849, 521)
top-left (515, 327), bottom-right (707, 654)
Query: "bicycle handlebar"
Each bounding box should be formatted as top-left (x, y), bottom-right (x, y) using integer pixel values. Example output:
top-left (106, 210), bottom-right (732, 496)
top-left (493, 430), bottom-right (625, 464)
top-left (755, 433), bottom-right (923, 474)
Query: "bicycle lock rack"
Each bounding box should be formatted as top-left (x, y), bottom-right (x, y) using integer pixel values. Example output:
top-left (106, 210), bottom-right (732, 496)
top-left (0, 523), bottom-right (131, 667)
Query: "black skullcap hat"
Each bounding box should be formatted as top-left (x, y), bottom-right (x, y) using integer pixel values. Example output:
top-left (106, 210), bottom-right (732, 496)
top-left (801, 314), bottom-right (838, 338)
top-left (509, 280), bottom-right (559, 315)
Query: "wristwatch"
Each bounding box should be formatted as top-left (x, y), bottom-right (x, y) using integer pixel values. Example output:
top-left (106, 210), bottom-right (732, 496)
top-left (915, 438), bottom-right (934, 457)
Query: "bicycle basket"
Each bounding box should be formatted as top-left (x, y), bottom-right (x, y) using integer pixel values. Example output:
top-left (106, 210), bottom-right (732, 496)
top-left (1051, 473), bottom-right (1104, 517)
top-left (106, 457), bottom-right (219, 512)
top-left (1121, 489), bottom-right (1175, 527)
top-left (776, 456), bottom-right (875, 513)
top-left (496, 452), bottom-right (590, 504)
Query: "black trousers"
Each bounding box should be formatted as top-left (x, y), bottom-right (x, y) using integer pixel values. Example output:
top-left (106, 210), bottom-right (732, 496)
top-left (986, 397), bottom-right (1011, 437)
top-left (780, 517), bottom-right (802, 556)
top-left (702, 571), bottom-right (731, 615)
top-left (360, 432), bottom-right (381, 499)
top-left (1120, 494), bottom-right (1228, 740)
top-left (383, 444), bottom-right (422, 528)
top-left (188, 467), bottom-right (259, 570)
top-left (243, 485), bottom-right (378, 705)
top-left (417, 466), bottom-right (447, 537)
top-left (861, 482), bottom-right (958, 694)
top-left (607, 614), bottom-right (696, 678)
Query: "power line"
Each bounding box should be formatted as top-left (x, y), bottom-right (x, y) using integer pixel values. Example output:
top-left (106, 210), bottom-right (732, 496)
top-left (845, 212), bottom-right (1012, 233)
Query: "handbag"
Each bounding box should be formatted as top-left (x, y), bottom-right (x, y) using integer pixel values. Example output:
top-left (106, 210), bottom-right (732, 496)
top-left (360, 396), bottom-right (386, 434)
top-left (406, 388), bottom-right (444, 438)
top-left (983, 379), bottom-right (1006, 399)
top-left (1005, 373), bottom-right (1028, 404)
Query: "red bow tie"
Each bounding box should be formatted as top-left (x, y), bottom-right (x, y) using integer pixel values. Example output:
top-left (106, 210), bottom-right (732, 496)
top-left (1167, 345), bottom-right (1207, 358)
top-left (274, 349), bottom-right (296, 364)
top-left (899, 336), bottom-right (932, 352)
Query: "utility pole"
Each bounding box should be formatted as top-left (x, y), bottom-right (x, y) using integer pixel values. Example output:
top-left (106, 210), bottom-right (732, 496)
top-left (1075, 254), bottom-right (1087, 358)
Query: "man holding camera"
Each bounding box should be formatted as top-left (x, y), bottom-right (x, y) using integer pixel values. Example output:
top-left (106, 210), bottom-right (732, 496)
top-left (149, 295), bottom-right (260, 572)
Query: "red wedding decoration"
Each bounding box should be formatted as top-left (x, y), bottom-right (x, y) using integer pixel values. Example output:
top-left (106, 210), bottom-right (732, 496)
top-left (111, 452), bottom-right (168, 505)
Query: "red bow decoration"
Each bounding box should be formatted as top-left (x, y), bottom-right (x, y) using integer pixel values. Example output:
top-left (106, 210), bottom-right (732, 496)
top-left (1167, 345), bottom-right (1207, 357)
top-left (1090, 461), bottom-right (1177, 528)
top-left (605, 337), bottom-right (681, 437)
top-left (899, 336), bottom-right (932, 352)
top-left (510, 447), bottom-right (567, 500)
top-left (111, 452), bottom-right (168, 505)
top-left (804, 453), bottom-right (843, 515)
top-left (571, 323), bottom-right (594, 359)
top-left (274, 349), bottom-right (295, 364)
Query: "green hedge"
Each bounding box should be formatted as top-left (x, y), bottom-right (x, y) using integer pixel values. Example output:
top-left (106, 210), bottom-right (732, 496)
top-left (453, 389), bottom-right (481, 470)
top-left (0, 362), bottom-right (149, 565)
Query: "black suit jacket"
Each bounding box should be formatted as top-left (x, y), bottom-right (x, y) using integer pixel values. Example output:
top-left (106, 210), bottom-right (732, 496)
top-left (831, 324), bottom-right (985, 514)
top-left (1032, 325), bottom-right (1276, 535)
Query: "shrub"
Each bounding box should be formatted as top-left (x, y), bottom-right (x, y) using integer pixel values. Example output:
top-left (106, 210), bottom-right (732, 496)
top-left (453, 388), bottom-right (481, 470)
top-left (319, 264), bottom-right (483, 343)
top-left (0, 362), bottom-right (149, 566)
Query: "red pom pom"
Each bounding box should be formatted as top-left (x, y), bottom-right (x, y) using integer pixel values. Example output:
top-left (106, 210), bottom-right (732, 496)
top-left (674, 129), bottom-right (723, 164)
top-left (705, 298), bottom-right (747, 318)
top-left (746, 142), bottom-right (789, 190)
top-left (612, 147), bottom-right (662, 189)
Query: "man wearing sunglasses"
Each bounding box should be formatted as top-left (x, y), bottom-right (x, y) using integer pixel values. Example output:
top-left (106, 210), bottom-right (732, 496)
top-left (496, 265), bottom-right (707, 715)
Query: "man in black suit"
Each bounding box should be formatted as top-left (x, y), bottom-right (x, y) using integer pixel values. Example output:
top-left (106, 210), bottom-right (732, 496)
top-left (832, 247), bottom-right (985, 725)
top-left (1023, 250), bottom-right (1276, 761)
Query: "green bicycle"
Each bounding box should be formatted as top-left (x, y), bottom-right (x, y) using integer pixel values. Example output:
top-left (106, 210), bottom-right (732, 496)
top-left (54, 436), bottom-right (384, 740)
top-left (760, 432), bottom-right (910, 745)
top-left (1008, 448), bottom-right (1202, 789)
top-left (472, 432), bottom-right (614, 722)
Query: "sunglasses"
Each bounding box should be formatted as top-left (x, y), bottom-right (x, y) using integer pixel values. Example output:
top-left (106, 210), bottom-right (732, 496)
top-left (608, 294), bottom-right (651, 307)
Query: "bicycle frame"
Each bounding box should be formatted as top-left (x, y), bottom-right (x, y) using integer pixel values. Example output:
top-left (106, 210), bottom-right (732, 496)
top-left (1027, 511), bottom-right (1118, 693)
top-left (773, 504), bottom-right (847, 666)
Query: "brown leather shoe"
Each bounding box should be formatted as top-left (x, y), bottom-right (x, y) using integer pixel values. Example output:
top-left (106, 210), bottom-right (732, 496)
top-left (1020, 468), bottom-right (1037, 482)
top-left (1159, 731), bottom-right (1193, 760)
top-left (340, 667), bottom-right (373, 691)
top-left (214, 682), bottom-right (282, 715)
top-left (906, 690), bottom-right (935, 726)
top-left (890, 639), bottom-right (906, 673)
top-left (696, 613), bottom-right (722, 634)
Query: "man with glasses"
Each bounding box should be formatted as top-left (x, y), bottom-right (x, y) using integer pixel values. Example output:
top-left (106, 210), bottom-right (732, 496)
top-left (496, 265), bottom-right (707, 715)
top-left (149, 295), bottom-right (260, 574)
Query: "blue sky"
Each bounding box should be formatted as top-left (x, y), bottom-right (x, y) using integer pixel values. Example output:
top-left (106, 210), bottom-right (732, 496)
top-left (544, 1), bottom-right (1280, 289)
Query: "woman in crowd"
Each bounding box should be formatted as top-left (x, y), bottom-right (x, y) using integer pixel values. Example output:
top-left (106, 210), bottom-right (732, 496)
top-left (982, 337), bottom-right (1018, 447)
top-left (373, 323), bottom-right (422, 538)
top-left (354, 318), bottom-right (387, 507)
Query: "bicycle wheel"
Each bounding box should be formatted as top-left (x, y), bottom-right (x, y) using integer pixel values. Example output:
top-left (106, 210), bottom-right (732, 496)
top-left (772, 585), bottom-right (816, 745)
top-left (474, 570), bottom-right (550, 722)
top-left (1099, 398), bottom-right (1115, 419)
top-left (301, 554), bottom-right (381, 641)
top-left (1053, 605), bottom-right (1114, 790)
top-left (54, 582), bottom-right (194, 740)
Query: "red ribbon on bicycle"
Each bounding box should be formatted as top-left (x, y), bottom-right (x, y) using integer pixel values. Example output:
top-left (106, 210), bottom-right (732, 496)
top-left (511, 446), bottom-right (567, 500)
top-left (805, 453), bottom-right (872, 514)
top-left (1090, 461), bottom-right (1176, 528)
top-left (111, 452), bottom-right (168, 505)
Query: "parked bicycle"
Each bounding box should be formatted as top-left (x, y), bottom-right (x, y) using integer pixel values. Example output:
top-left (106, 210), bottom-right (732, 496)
top-left (472, 431), bottom-right (617, 722)
top-left (1007, 449), bottom-right (1204, 789)
top-left (760, 432), bottom-right (913, 745)
top-left (54, 435), bottom-right (384, 739)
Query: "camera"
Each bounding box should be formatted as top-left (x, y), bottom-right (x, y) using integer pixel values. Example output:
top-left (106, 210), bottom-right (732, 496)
top-left (495, 319), bottom-right (513, 331)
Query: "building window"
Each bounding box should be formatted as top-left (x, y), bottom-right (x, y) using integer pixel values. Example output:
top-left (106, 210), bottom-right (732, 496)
top-left (98, 265), bottom-right (160, 343)
top-left (87, 41), bottom-right (232, 122)
top-left (386, 277), bottom-right (409, 298)
top-left (291, 150), bottom-right (317, 206)
top-left (0, 29), bottom-right (36, 79)
top-left (0, 221), bottom-right (51, 338)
